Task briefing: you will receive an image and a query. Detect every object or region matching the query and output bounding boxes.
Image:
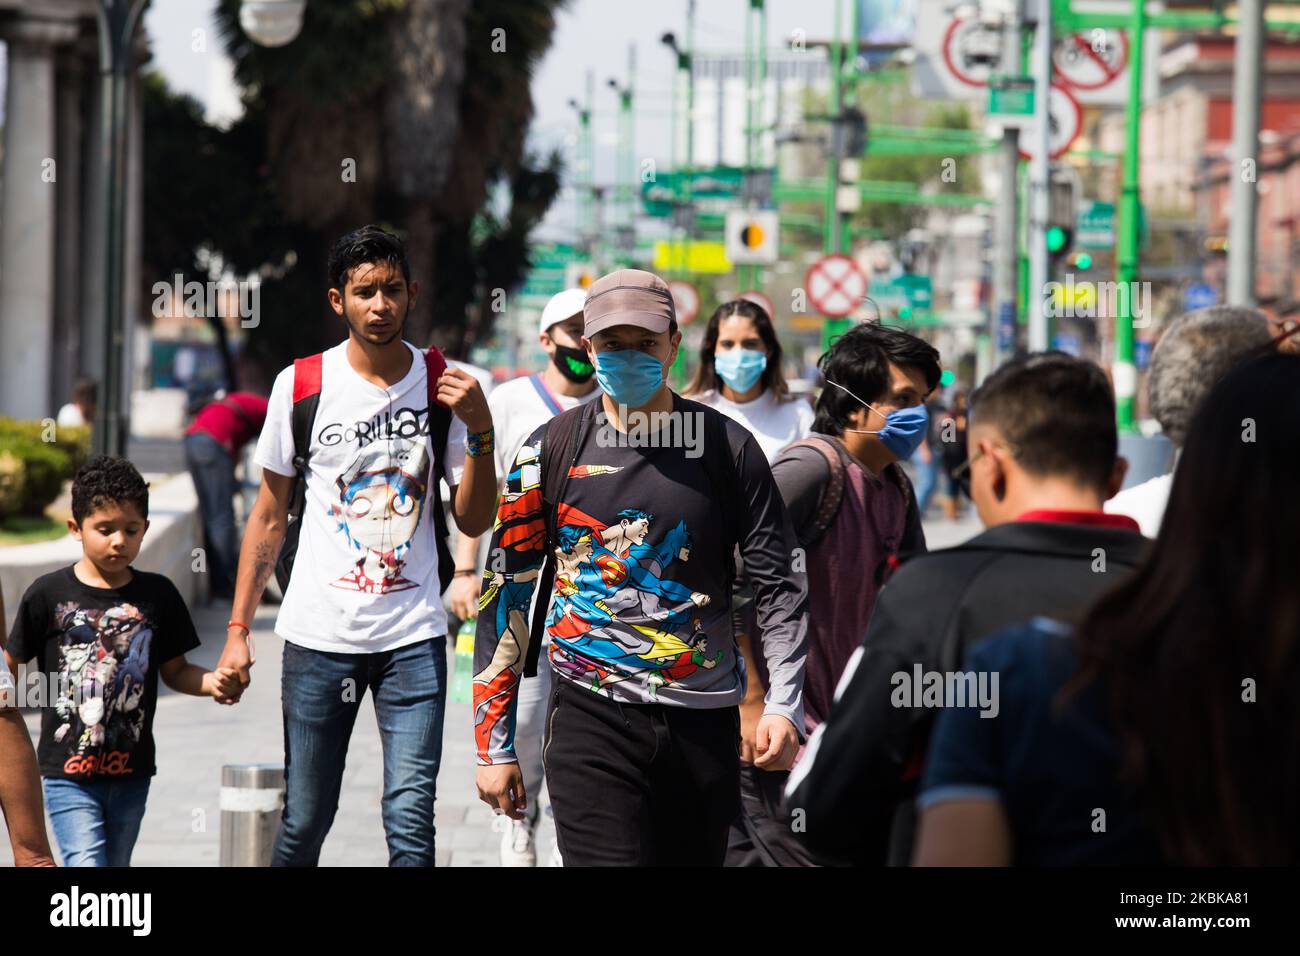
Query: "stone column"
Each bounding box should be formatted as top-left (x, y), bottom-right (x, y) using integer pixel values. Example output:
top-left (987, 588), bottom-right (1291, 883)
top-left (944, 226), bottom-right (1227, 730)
top-left (0, 17), bottom-right (78, 421)
top-left (52, 43), bottom-right (87, 415)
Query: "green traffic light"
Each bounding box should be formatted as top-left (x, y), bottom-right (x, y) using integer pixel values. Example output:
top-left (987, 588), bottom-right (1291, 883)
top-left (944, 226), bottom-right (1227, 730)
top-left (1046, 226), bottom-right (1068, 253)
top-left (940, 369), bottom-right (956, 387)
top-left (1074, 252), bottom-right (1093, 270)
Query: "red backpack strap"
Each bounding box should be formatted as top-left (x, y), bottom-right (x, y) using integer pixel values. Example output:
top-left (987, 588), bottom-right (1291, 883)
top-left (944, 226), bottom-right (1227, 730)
top-left (292, 353), bottom-right (323, 402)
top-left (423, 346), bottom-right (449, 408)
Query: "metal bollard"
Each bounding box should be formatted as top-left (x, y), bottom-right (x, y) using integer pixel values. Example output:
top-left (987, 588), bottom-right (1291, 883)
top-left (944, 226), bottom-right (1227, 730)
top-left (220, 763), bottom-right (285, 867)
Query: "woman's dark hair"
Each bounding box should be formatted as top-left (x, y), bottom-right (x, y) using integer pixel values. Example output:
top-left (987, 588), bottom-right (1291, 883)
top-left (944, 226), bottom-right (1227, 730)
top-left (71, 456), bottom-right (149, 524)
top-left (684, 299), bottom-right (790, 400)
top-left (1069, 351), bottom-right (1300, 864)
top-left (327, 224), bottom-right (410, 294)
top-left (811, 322), bottom-right (941, 436)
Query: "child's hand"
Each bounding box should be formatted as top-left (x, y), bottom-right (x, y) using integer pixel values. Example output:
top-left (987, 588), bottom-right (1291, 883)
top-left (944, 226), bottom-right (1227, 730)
top-left (206, 667), bottom-right (243, 704)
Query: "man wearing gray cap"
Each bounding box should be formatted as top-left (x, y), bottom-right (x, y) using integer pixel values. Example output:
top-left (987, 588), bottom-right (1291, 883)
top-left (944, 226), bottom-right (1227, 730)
top-left (472, 269), bottom-right (809, 865)
top-left (449, 286), bottom-right (600, 866)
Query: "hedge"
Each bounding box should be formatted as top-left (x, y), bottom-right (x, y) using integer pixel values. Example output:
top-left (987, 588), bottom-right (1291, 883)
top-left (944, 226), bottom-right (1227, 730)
top-left (0, 418), bottom-right (92, 520)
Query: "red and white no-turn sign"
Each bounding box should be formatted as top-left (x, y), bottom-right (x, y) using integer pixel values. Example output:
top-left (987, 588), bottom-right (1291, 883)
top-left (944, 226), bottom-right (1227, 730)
top-left (805, 255), bottom-right (868, 318)
top-left (669, 280), bottom-right (700, 325)
top-left (738, 290), bottom-right (776, 320)
top-left (1018, 83), bottom-right (1084, 161)
top-left (1054, 30), bottom-right (1128, 91)
top-left (942, 15), bottom-right (1006, 88)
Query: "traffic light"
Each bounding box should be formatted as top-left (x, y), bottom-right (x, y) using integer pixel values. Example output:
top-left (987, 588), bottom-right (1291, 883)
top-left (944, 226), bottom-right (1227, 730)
top-left (1047, 225), bottom-right (1073, 268)
top-left (1069, 251), bottom-right (1093, 271)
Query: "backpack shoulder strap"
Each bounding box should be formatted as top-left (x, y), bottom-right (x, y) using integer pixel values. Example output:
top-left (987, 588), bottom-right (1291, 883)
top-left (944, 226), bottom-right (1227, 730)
top-left (288, 354), bottom-right (324, 519)
top-left (784, 434), bottom-right (846, 547)
top-left (524, 400), bottom-right (594, 677)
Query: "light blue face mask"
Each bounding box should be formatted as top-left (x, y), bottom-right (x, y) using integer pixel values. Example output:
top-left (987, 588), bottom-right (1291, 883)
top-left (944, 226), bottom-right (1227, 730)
top-left (714, 348), bottom-right (768, 394)
top-left (825, 379), bottom-right (929, 460)
top-left (595, 349), bottom-right (665, 408)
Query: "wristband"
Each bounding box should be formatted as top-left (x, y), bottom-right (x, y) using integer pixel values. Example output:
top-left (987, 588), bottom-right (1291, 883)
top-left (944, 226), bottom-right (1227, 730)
top-left (466, 427), bottom-right (495, 458)
top-left (227, 620), bottom-right (250, 634)
top-left (454, 568), bottom-right (478, 578)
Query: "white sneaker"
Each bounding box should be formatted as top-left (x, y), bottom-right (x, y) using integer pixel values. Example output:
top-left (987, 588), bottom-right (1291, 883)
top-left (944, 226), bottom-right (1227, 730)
top-left (499, 815), bottom-right (538, 867)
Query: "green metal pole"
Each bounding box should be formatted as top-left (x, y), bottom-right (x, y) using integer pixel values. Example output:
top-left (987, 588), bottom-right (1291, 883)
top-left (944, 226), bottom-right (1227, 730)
top-left (824, 0), bottom-right (843, 254)
top-left (1114, 0), bottom-right (1145, 433)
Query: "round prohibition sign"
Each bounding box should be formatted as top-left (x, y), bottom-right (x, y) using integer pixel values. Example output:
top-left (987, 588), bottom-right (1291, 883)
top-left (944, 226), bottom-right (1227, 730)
top-left (942, 16), bottom-right (1006, 88)
top-left (1018, 82), bottom-right (1084, 161)
top-left (668, 279), bottom-right (701, 325)
top-left (805, 255), bottom-right (868, 318)
top-left (738, 290), bottom-right (776, 320)
top-left (1054, 30), bottom-right (1128, 91)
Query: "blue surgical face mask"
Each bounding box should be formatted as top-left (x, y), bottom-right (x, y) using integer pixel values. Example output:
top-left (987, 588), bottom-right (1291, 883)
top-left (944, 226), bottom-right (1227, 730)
top-left (825, 379), bottom-right (929, 460)
top-left (714, 348), bottom-right (768, 394)
top-left (595, 349), bottom-right (665, 408)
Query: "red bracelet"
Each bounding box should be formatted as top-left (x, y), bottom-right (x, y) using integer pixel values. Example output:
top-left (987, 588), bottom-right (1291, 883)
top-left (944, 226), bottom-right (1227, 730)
top-left (227, 620), bottom-right (250, 633)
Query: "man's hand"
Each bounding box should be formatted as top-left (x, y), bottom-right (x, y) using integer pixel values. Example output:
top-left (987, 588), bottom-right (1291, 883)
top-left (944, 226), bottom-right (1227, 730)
top-left (437, 368), bottom-right (492, 434)
top-left (448, 573), bottom-right (482, 622)
top-left (476, 763), bottom-right (528, 820)
top-left (753, 714), bottom-right (800, 772)
top-left (738, 699), bottom-right (764, 765)
top-left (215, 627), bottom-right (254, 705)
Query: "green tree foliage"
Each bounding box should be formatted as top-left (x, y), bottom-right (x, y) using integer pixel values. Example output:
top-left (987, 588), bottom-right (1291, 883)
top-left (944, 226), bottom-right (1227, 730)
top-left (140, 0), bottom-right (568, 383)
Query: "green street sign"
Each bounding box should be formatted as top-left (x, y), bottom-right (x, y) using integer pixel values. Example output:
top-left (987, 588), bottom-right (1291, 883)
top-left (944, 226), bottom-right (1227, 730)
top-left (1076, 200), bottom-right (1116, 249)
top-left (988, 75), bottom-right (1035, 119)
top-left (641, 165), bottom-right (766, 216)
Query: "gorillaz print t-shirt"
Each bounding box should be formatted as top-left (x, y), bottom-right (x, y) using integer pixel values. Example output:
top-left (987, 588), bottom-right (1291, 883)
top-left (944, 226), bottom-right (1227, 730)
top-left (256, 341), bottom-right (468, 653)
top-left (7, 567), bottom-right (200, 780)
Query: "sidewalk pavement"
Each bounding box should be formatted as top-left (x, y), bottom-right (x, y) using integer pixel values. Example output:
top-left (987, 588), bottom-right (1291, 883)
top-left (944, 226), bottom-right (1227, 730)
top-left (2, 510), bottom-right (979, 868)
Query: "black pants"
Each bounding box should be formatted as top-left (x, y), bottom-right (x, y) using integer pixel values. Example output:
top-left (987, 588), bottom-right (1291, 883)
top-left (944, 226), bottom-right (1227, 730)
top-left (725, 765), bottom-right (822, 867)
top-left (544, 678), bottom-right (741, 866)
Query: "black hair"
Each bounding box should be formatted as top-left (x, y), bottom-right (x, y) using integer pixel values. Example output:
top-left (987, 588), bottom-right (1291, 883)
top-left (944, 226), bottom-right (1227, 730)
top-left (684, 299), bottom-right (791, 400)
top-left (967, 351), bottom-right (1117, 492)
top-left (1070, 352), bottom-right (1300, 864)
top-left (811, 322), bottom-right (941, 436)
top-left (327, 224), bottom-right (411, 295)
top-left (71, 456), bottom-right (149, 524)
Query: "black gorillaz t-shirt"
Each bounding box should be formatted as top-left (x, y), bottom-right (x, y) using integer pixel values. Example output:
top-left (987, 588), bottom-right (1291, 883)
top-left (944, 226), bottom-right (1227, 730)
top-left (7, 566), bottom-right (200, 780)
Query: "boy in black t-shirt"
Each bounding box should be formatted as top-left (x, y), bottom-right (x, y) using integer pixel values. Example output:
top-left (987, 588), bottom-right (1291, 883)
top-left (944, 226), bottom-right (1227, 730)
top-left (2, 456), bottom-right (239, 866)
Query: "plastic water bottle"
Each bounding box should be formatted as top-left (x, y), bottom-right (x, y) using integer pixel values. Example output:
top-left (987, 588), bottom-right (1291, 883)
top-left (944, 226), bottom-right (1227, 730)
top-left (451, 618), bottom-right (475, 704)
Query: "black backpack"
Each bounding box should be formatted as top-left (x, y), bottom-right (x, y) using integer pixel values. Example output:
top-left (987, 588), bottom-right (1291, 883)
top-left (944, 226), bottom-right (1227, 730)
top-left (520, 396), bottom-right (747, 677)
top-left (273, 347), bottom-right (455, 595)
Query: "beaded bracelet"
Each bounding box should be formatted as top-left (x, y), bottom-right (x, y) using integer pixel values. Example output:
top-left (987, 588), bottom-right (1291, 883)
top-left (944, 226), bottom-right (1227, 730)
top-left (466, 427), bottom-right (495, 458)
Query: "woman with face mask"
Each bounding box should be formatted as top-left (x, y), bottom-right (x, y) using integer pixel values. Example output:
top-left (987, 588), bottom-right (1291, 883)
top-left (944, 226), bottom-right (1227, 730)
top-left (684, 299), bottom-right (813, 463)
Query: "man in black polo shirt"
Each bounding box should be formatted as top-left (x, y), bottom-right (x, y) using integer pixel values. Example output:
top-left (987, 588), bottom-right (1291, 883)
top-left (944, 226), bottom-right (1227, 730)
top-left (786, 352), bottom-right (1146, 865)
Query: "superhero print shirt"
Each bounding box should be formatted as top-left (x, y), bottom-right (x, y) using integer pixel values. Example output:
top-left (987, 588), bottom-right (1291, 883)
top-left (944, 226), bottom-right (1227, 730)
top-left (473, 394), bottom-right (809, 766)
top-left (6, 567), bottom-right (200, 780)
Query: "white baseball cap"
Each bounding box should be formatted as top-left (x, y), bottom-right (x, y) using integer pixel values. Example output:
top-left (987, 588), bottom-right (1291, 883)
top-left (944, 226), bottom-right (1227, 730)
top-left (539, 288), bottom-right (588, 339)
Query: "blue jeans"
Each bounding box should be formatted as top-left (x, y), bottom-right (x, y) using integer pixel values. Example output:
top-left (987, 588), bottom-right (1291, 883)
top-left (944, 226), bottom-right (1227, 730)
top-left (42, 777), bottom-right (152, 867)
top-left (915, 453), bottom-right (942, 514)
top-left (272, 637), bottom-right (447, 867)
top-left (184, 431), bottom-right (239, 597)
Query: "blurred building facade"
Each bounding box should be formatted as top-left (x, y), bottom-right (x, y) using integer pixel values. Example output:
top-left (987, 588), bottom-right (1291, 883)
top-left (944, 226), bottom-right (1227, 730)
top-left (0, 0), bottom-right (145, 421)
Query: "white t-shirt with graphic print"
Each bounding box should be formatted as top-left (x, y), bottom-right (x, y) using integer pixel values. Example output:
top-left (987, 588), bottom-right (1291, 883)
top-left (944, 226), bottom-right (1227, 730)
top-left (255, 341), bottom-right (467, 653)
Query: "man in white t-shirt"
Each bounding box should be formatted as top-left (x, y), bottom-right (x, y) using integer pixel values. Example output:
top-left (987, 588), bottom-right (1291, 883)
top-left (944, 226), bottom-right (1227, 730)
top-left (446, 287), bottom-right (599, 866)
top-left (215, 225), bottom-right (498, 867)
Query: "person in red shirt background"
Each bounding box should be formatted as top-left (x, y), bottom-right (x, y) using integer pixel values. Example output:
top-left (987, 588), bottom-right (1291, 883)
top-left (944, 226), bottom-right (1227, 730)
top-left (184, 392), bottom-right (269, 599)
